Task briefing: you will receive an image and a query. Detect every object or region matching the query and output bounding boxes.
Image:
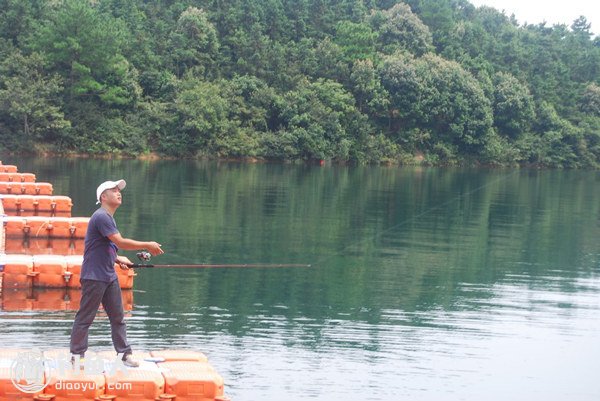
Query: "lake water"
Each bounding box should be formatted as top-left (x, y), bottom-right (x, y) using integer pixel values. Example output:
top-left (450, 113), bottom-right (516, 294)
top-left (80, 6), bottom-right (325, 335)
top-left (1, 157), bottom-right (599, 401)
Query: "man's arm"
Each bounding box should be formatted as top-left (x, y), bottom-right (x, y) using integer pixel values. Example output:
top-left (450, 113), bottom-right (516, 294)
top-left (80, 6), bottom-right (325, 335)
top-left (108, 232), bottom-right (164, 256)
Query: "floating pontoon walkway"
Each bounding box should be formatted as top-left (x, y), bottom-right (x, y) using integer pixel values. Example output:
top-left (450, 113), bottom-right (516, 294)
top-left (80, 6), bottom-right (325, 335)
top-left (0, 161), bottom-right (130, 290)
top-left (0, 161), bottom-right (230, 400)
top-left (0, 348), bottom-right (230, 401)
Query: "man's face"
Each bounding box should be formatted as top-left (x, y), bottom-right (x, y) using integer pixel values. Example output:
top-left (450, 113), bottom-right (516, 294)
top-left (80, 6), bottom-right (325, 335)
top-left (101, 187), bottom-right (122, 206)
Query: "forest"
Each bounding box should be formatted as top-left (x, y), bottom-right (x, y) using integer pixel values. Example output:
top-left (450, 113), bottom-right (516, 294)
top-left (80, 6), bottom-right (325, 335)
top-left (0, 0), bottom-right (598, 167)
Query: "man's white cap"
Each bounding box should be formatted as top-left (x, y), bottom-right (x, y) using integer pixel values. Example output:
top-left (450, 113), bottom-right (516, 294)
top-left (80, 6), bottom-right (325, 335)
top-left (96, 179), bottom-right (126, 204)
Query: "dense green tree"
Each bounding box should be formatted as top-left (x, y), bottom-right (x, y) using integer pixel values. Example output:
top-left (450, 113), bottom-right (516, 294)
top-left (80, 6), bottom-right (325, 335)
top-left (263, 79), bottom-right (367, 160)
top-left (404, 0), bottom-right (470, 51)
top-left (169, 6), bottom-right (219, 78)
top-left (349, 59), bottom-right (390, 118)
top-left (524, 101), bottom-right (582, 167)
top-left (311, 38), bottom-right (351, 82)
top-left (0, 0), bottom-right (597, 167)
top-left (0, 49), bottom-right (70, 148)
top-left (334, 20), bottom-right (378, 62)
top-left (492, 72), bottom-right (535, 138)
top-left (28, 0), bottom-right (140, 107)
top-left (0, 0), bottom-right (44, 46)
top-left (97, 0), bottom-right (175, 98)
top-left (577, 115), bottom-right (600, 166)
top-left (380, 53), bottom-right (493, 158)
top-left (569, 14), bottom-right (596, 77)
top-left (579, 83), bottom-right (600, 116)
top-left (224, 75), bottom-right (277, 133)
top-left (370, 2), bottom-right (434, 56)
top-left (171, 75), bottom-right (231, 155)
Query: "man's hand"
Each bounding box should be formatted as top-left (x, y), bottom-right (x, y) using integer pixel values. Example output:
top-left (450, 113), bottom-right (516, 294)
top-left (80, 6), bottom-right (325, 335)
top-left (108, 233), bottom-right (165, 256)
top-left (116, 255), bottom-right (133, 270)
top-left (146, 241), bottom-right (164, 256)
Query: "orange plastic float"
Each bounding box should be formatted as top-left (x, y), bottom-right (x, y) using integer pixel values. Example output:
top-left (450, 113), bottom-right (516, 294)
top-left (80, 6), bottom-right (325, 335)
top-left (120, 289), bottom-right (134, 311)
top-left (116, 264), bottom-right (136, 290)
top-left (23, 217), bottom-right (52, 238)
top-left (43, 350), bottom-right (105, 401)
top-left (64, 256), bottom-right (135, 290)
top-left (0, 195), bottom-right (73, 215)
top-left (22, 195), bottom-right (40, 211)
top-left (5, 211), bottom-right (71, 218)
top-left (0, 173), bottom-right (35, 182)
top-left (96, 351), bottom-right (165, 401)
top-left (64, 255), bottom-right (82, 288)
top-left (105, 362), bottom-right (165, 401)
top-left (0, 165), bottom-right (18, 173)
top-left (1, 254), bottom-right (35, 288)
top-left (160, 361), bottom-right (226, 401)
top-left (0, 347), bottom-right (228, 401)
top-left (33, 196), bottom-right (54, 213)
top-left (69, 218), bottom-right (89, 238)
top-left (0, 349), bottom-right (43, 400)
top-left (3, 217), bottom-right (88, 239)
top-left (32, 255), bottom-right (68, 288)
top-left (0, 182), bottom-right (53, 195)
top-left (44, 217), bottom-right (76, 238)
top-left (4, 216), bottom-right (27, 237)
top-left (0, 194), bottom-right (21, 210)
top-left (1, 255), bottom-right (134, 290)
top-left (51, 196), bottom-right (73, 214)
top-left (150, 350), bottom-right (208, 362)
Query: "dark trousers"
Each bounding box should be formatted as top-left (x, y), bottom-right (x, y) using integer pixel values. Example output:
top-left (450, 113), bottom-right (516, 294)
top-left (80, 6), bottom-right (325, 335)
top-left (69, 279), bottom-right (132, 356)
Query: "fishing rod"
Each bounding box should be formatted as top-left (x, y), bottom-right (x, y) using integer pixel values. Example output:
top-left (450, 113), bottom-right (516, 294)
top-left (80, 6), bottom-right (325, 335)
top-left (128, 252), bottom-right (311, 269)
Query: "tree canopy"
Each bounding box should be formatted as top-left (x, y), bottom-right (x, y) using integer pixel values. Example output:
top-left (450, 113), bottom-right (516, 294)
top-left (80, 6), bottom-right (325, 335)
top-left (0, 0), bottom-right (598, 167)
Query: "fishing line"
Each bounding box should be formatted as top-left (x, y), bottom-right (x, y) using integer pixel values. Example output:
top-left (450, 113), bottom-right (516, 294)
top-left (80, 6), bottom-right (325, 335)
top-left (129, 169), bottom-right (518, 270)
top-left (131, 250), bottom-right (311, 269)
top-left (312, 169), bottom-right (520, 267)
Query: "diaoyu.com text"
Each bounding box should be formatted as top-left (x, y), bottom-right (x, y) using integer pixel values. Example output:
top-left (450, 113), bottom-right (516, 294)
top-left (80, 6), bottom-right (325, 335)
top-left (54, 381), bottom-right (132, 391)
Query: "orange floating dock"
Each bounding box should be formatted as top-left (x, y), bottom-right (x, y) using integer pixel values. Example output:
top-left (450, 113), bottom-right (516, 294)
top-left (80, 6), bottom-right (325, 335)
top-left (0, 165), bottom-right (18, 174)
top-left (3, 217), bottom-right (88, 239)
top-left (0, 195), bottom-right (73, 216)
top-left (0, 160), bottom-right (129, 290)
top-left (0, 349), bottom-right (230, 401)
top-left (1, 255), bottom-right (135, 290)
top-left (0, 173), bottom-right (36, 183)
top-left (0, 160), bottom-right (230, 400)
top-left (0, 182), bottom-right (53, 196)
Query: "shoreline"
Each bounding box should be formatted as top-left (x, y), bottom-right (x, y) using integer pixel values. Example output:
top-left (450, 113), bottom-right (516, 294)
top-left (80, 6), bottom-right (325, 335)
top-left (0, 149), bottom-right (587, 169)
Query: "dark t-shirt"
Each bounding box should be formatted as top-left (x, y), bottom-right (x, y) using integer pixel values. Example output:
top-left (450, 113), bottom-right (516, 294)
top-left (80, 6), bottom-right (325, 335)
top-left (81, 208), bottom-right (119, 282)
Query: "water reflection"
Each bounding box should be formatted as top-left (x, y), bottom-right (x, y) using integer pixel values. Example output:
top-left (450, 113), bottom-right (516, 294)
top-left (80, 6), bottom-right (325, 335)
top-left (1, 157), bottom-right (599, 400)
top-left (0, 288), bottom-right (133, 312)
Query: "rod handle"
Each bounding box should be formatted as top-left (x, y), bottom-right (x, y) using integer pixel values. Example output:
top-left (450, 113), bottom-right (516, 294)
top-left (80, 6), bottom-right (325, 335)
top-left (130, 264), bottom-right (154, 268)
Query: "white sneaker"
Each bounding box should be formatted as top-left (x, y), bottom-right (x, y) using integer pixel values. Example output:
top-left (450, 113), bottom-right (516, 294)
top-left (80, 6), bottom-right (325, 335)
top-left (122, 354), bottom-right (139, 368)
top-left (70, 354), bottom-right (85, 370)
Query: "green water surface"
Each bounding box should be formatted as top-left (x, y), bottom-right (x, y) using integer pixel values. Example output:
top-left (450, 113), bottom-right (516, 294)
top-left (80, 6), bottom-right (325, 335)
top-left (1, 157), bottom-right (599, 401)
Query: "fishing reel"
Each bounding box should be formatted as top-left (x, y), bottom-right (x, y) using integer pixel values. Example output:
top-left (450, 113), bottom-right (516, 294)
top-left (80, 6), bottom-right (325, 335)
top-left (136, 251), bottom-right (152, 262)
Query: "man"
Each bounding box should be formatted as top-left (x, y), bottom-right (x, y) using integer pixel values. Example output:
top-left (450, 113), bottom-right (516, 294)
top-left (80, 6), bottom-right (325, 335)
top-left (69, 179), bottom-right (163, 368)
